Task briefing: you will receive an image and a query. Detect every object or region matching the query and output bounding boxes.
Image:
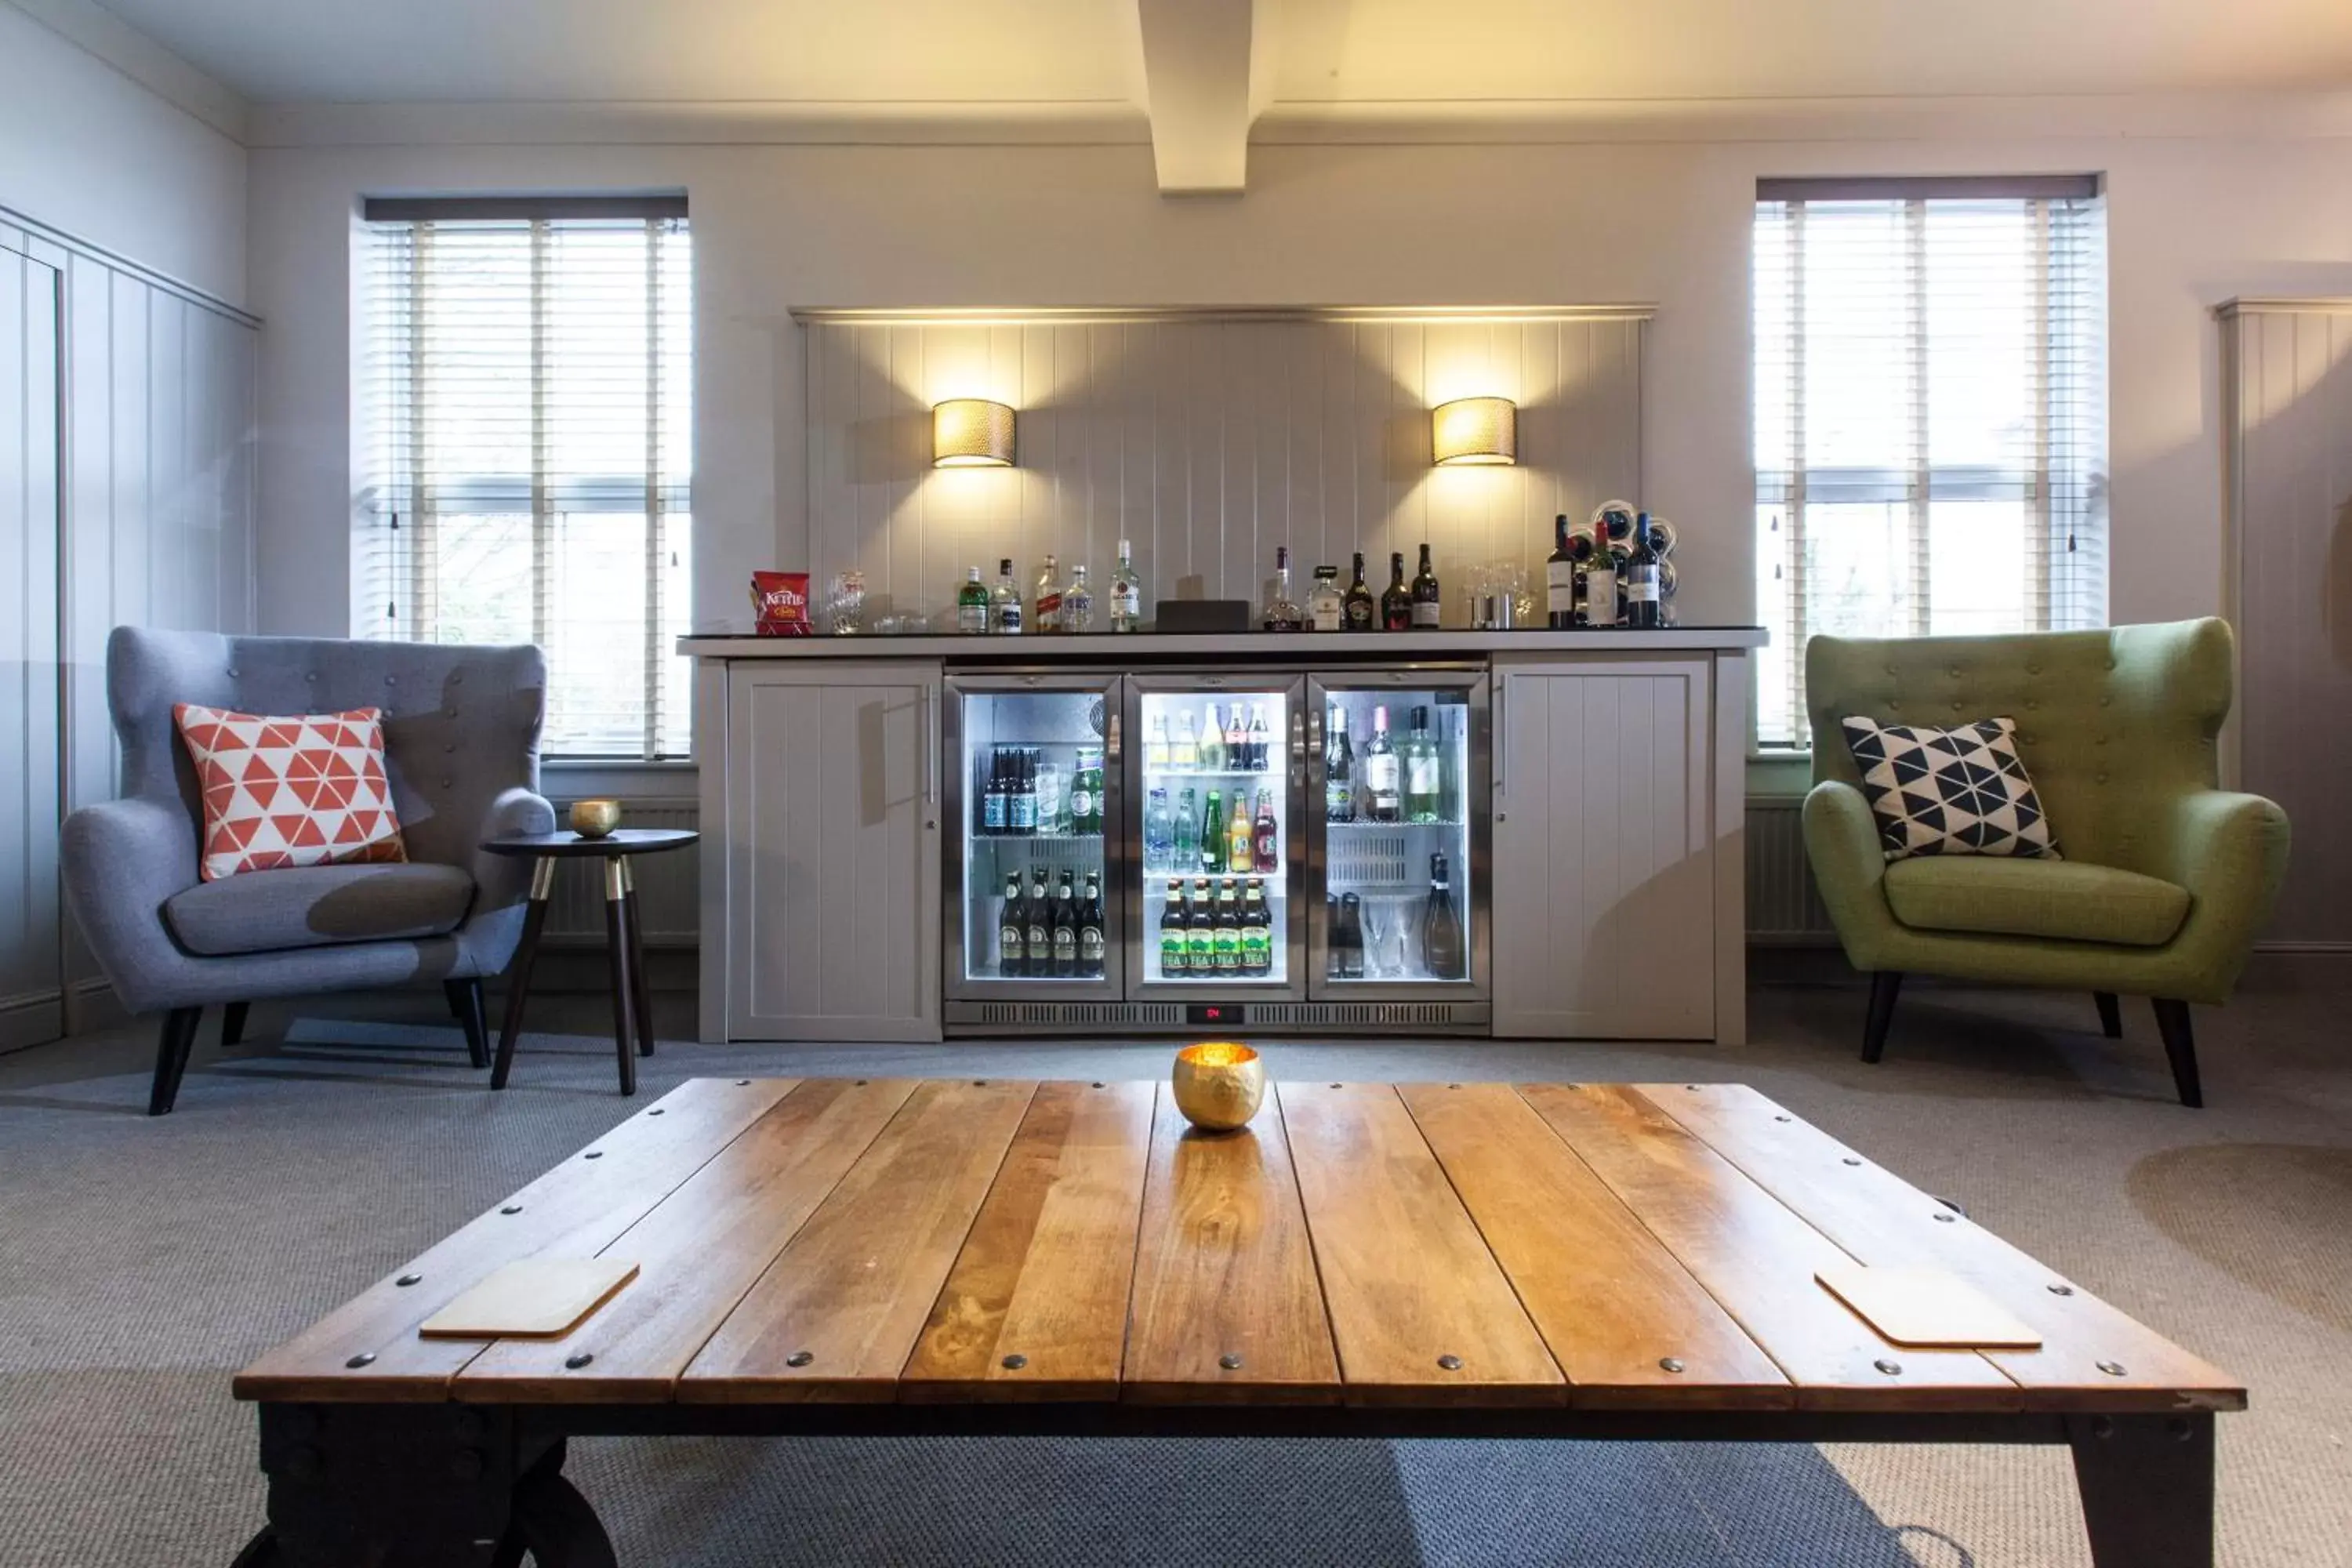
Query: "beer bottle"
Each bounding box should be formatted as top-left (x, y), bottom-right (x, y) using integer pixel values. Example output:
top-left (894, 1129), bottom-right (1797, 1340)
top-left (1051, 869), bottom-right (1078, 978)
top-left (1025, 868), bottom-right (1051, 978)
top-left (1213, 880), bottom-right (1243, 973)
top-left (1186, 880), bottom-right (1215, 972)
top-left (1253, 789), bottom-right (1279, 874)
top-left (1241, 884), bottom-right (1271, 977)
top-left (998, 871), bottom-right (1025, 978)
top-left (1159, 880), bottom-right (1189, 977)
top-left (1226, 795), bottom-right (1254, 875)
top-left (1079, 873), bottom-right (1106, 978)
top-left (1201, 790), bottom-right (1226, 876)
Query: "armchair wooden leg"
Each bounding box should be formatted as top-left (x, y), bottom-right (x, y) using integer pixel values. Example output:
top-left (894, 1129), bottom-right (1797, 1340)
top-left (2151, 999), bottom-right (2204, 1109)
top-left (2093, 991), bottom-right (2123, 1039)
top-left (1861, 971), bottom-right (1903, 1064)
top-left (443, 978), bottom-right (491, 1070)
top-left (149, 1006), bottom-right (203, 1116)
top-left (221, 1000), bottom-right (250, 1048)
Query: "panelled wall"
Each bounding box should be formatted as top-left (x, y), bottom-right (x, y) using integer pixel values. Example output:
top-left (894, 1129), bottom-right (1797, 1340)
top-left (798, 310), bottom-right (1645, 626)
top-left (0, 209), bottom-right (259, 1051)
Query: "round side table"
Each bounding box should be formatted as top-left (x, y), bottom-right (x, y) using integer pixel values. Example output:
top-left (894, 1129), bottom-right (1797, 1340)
top-left (481, 827), bottom-right (699, 1096)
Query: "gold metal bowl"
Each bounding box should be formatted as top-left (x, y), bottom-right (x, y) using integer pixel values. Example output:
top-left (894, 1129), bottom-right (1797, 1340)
top-left (569, 799), bottom-right (623, 839)
top-left (1171, 1042), bottom-right (1268, 1133)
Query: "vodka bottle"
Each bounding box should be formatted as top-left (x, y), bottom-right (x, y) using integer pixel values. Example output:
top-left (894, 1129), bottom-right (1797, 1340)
top-left (1109, 539), bottom-right (1143, 633)
top-left (991, 558), bottom-right (1023, 634)
top-left (1063, 564), bottom-right (1094, 633)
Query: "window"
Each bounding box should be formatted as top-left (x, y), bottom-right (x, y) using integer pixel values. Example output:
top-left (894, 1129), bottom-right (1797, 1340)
top-left (361, 198), bottom-right (693, 759)
top-left (1753, 176), bottom-right (2107, 748)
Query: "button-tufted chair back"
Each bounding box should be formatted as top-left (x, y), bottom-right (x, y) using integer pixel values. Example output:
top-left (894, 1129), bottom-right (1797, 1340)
top-left (1806, 618), bottom-right (2235, 875)
top-left (107, 626), bottom-right (547, 874)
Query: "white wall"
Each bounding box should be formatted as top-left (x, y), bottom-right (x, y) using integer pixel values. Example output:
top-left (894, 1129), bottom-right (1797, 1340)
top-left (245, 131), bottom-right (2352, 651)
top-left (0, 2), bottom-right (245, 306)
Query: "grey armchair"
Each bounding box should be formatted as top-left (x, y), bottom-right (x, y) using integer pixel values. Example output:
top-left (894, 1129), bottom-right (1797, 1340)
top-left (61, 627), bottom-right (554, 1113)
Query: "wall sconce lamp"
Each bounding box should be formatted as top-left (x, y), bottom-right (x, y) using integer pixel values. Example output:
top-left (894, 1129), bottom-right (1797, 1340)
top-left (1432, 397), bottom-right (1517, 467)
top-left (933, 398), bottom-right (1017, 467)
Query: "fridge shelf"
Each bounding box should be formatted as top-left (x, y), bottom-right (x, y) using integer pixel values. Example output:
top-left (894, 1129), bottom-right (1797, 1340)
top-left (971, 832), bottom-right (1104, 844)
top-left (1327, 818), bottom-right (1465, 829)
top-left (1143, 768), bottom-right (1281, 779)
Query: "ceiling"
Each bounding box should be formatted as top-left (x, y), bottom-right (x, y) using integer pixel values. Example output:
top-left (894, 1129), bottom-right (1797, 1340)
top-left (85, 0), bottom-right (2352, 105)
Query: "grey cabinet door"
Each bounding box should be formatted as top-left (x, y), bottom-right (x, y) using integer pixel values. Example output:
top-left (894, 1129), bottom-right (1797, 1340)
top-left (1490, 655), bottom-right (1714, 1040)
top-left (724, 661), bottom-right (942, 1040)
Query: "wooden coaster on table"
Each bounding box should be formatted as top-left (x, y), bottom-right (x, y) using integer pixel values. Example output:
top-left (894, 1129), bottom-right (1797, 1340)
top-left (418, 1259), bottom-right (640, 1341)
top-left (1816, 1263), bottom-right (2044, 1349)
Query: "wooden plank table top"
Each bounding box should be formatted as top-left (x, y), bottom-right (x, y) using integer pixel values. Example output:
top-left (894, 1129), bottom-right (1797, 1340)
top-left (235, 1077), bottom-right (2243, 1417)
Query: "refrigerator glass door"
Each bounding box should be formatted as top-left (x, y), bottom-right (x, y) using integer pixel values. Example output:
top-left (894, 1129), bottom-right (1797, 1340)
top-left (946, 675), bottom-right (1122, 998)
top-left (1309, 673), bottom-right (1489, 997)
top-left (1129, 675), bottom-right (1305, 996)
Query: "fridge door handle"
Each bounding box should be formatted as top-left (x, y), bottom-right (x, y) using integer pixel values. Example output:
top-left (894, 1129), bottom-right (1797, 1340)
top-left (1290, 707), bottom-right (1305, 786)
top-left (1105, 708), bottom-right (1122, 761)
top-left (1307, 705), bottom-right (1323, 750)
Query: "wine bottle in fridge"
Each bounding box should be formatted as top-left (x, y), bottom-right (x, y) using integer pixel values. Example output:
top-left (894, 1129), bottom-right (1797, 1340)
top-left (1422, 852), bottom-right (1465, 980)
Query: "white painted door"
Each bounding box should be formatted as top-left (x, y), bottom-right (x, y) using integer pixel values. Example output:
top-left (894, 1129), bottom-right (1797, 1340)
top-left (1491, 656), bottom-right (1714, 1039)
top-left (0, 237), bottom-right (62, 1051)
top-left (725, 662), bottom-right (943, 1040)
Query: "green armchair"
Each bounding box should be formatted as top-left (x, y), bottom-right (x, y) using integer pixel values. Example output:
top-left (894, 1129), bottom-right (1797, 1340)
top-left (1802, 618), bottom-right (2289, 1106)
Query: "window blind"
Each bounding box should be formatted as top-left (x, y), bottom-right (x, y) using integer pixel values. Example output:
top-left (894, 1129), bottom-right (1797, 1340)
top-left (1752, 180), bottom-right (2107, 749)
top-left (360, 207), bottom-right (693, 759)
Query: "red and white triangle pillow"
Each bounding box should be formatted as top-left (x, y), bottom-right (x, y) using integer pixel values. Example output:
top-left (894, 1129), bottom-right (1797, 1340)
top-left (174, 703), bottom-right (410, 881)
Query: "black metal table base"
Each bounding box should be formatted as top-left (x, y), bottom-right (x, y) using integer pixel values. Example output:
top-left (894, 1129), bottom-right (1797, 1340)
top-left (239, 1401), bottom-right (2219, 1567)
top-left (488, 854), bottom-right (659, 1097)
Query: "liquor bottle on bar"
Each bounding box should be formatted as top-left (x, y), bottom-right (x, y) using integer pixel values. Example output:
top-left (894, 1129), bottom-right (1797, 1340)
top-left (1624, 513), bottom-right (1664, 629)
top-left (1159, 880), bottom-right (1189, 976)
top-left (1172, 786), bottom-right (1199, 869)
top-left (1381, 552), bottom-right (1413, 630)
top-left (1025, 867), bottom-right (1051, 976)
top-left (998, 872), bottom-right (1026, 978)
top-left (1186, 880), bottom-right (1215, 973)
top-left (1143, 786), bottom-right (1173, 872)
top-left (1410, 543), bottom-right (1443, 628)
top-left (1051, 870), bottom-right (1078, 977)
top-left (957, 565), bottom-right (990, 634)
top-left (1246, 704), bottom-right (1269, 771)
top-left (1324, 705), bottom-right (1356, 822)
top-left (1109, 539), bottom-right (1142, 633)
top-left (1225, 704), bottom-right (1247, 771)
top-left (1422, 852), bottom-right (1466, 979)
top-left (1545, 515), bottom-right (1577, 629)
top-left (1241, 885), bottom-right (1271, 977)
top-left (1405, 705), bottom-right (1442, 823)
top-left (1197, 706), bottom-right (1226, 771)
top-left (1308, 565), bottom-right (1344, 630)
top-left (1584, 543), bottom-right (1617, 629)
top-left (1213, 880), bottom-right (1243, 972)
top-left (1343, 552), bottom-right (1377, 632)
top-left (991, 559), bottom-right (1023, 634)
top-left (1063, 564), bottom-right (1094, 633)
top-left (1252, 788), bottom-right (1279, 873)
top-left (1364, 705), bottom-right (1402, 823)
top-left (981, 746), bottom-right (1008, 835)
top-left (1078, 873), bottom-right (1105, 978)
top-left (1200, 790), bottom-right (1226, 876)
top-left (1226, 795), bottom-right (1253, 876)
top-left (1171, 710), bottom-right (1200, 770)
top-left (1335, 891), bottom-right (1366, 979)
top-left (1261, 546), bottom-right (1306, 631)
top-left (1033, 555), bottom-right (1064, 633)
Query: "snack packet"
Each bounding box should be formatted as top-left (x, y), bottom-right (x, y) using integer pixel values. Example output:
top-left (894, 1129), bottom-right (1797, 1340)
top-left (750, 571), bottom-right (813, 637)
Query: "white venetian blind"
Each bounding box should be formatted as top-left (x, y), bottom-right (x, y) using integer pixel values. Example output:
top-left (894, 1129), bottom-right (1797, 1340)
top-left (1753, 176), bottom-right (2107, 749)
top-left (360, 199), bottom-right (693, 758)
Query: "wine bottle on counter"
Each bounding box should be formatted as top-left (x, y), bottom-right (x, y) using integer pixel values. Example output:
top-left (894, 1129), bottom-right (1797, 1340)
top-left (957, 565), bottom-right (990, 634)
top-left (1423, 852), bottom-right (1466, 980)
top-left (1410, 544), bottom-right (1442, 629)
top-left (1110, 539), bottom-right (1142, 633)
top-left (1583, 542), bottom-right (1617, 628)
top-left (1381, 552), bottom-right (1412, 630)
top-left (991, 558), bottom-right (1023, 634)
top-left (1546, 515), bottom-right (1577, 629)
top-left (1365, 706), bottom-right (1402, 823)
top-left (1159, 880), bottom-right (1189, 975)
top-left (1261, 546), bottom-right (1306, 631)
top-left (1343, 552), bottom-right (1377, 632)
top-left (998, 872), bottom-right (1026, 977)
top-left (1624, 513), bottom-right (1663, 630)
top-left (1324, 706), bottom-right (1356, 822)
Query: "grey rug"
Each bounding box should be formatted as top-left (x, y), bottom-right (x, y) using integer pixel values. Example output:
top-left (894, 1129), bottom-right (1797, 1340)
top-left (3, 966), bottom-right (2349, 1566)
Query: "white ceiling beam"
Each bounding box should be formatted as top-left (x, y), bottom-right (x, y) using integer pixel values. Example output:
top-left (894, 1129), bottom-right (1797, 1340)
top-left (1135, 0), bottom-right (1267, 195)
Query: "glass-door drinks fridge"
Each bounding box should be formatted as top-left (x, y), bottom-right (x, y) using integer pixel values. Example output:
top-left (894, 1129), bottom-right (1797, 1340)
top-left (944, 673), bottom-right (1124, 1001)
top-left (1308, 670), bottom-right (1490, 1001)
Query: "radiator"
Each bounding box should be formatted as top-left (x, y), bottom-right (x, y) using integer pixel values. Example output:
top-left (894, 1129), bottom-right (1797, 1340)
top-left (1746, 798), bottom-right (1837, 946)
top-left (542, 798), bottom-right (700, 949)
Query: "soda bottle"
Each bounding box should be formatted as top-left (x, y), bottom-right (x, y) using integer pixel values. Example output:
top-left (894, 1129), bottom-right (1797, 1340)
top-left (1252, 789), bottom-right (1279, 874)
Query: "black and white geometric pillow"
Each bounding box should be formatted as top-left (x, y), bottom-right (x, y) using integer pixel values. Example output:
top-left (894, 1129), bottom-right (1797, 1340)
top-left (1839, 715), bottom-right (2062, 862)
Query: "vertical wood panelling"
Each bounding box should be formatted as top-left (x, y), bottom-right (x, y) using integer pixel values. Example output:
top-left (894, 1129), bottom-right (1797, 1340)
top-left (2231, 305), bottom-right (2352, 946)
top-left (800, 315), bottom-right (1644, 628)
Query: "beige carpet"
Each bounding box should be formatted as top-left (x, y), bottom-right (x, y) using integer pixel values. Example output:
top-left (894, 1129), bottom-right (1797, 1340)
top-left (1, 960), bottom-right (2347, 1566)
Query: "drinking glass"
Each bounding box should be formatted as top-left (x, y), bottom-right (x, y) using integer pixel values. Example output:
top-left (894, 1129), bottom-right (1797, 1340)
top-left (1357, 898), bottom-right (1390, 978)
top-left (1385, 895), bottom-right (1423, 978)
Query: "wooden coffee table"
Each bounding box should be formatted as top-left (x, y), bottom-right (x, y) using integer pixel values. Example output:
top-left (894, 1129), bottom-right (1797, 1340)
top-left (230, 1080), bottom-right (2241, 1567)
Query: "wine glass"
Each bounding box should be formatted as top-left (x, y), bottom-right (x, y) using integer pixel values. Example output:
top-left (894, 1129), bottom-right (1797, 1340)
top-left (1357, 898), bottom-right (1390, 979)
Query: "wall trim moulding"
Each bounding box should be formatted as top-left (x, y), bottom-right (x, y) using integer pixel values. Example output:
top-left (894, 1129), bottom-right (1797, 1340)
top-left (8, 0), bottom-right (251, 143)
top-left (246, 99), bottom-right (1152, 150)
top-left (788, 304), bottom-right (1657, 327)
top-left (2216, 296), bottom-right (2352, 318)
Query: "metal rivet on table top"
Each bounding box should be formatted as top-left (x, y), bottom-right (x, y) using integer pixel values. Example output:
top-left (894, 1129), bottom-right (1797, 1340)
top-left (1933, 1211), bottom-right (1956, 1223)
top-left (1874, 1359), bottom-right (1902, 1377)
top-left (1091, 1081), bottom-right (1105, 1088)
top-left (1842, 1157), bottom-right (1862, 1167)
top-left (1773, 1114), bottom-right (1791, 1122)
top-left (1001, 1354), bottom-right (1028, 1370)
top-left (1448, 1083), bottom-right (1462, 1090)
top-left (1659, 1357), bottom-right (1686, 1374)
top-left (855, 1080), bottom-right (868, 1086)
top-left (395, 1274), bottom-right (421, 1287)
top-left (736, 1079), bottom-right (752, 1086)
top-left (565, 1352), bottom-right (593, 1370)
top-left (1218, 1353), bottom-right (1244, 1370)
top-left (1330, 1083), bottom-right (1341, 1089)
top-left (2048, 1283), bottom-right (2075, 1296)
top-left (648, 1108), bottom-right (663, 1116)
top-left (1436, 1355), bottom-right (1464, 1371)
top-left (345, 1353), bottom-right (376, 1369)
top-left (584, 1151), bottom-right (602, 1160)
top-left (972, 1080), bottom-right (987, 1086)
top-left (500, 1205), bottom-right (523, 1215)
top-left (2098, 1360), bottom-right (2129, 1377)
top-left (786, 1351), bottom-right (814, 1368)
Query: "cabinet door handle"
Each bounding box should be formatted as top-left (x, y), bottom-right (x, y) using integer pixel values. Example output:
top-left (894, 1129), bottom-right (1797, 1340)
top-left (1493, 679), bottom-right (1507, 799)
top-left (920, 686), bottom-right (937, 805)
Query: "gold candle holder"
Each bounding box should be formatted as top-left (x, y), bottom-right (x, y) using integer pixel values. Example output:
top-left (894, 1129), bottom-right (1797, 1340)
top-left (569, 799), bottom-right (623, 839)
top-left (1171, 1042), bottom-right (1267, 1133)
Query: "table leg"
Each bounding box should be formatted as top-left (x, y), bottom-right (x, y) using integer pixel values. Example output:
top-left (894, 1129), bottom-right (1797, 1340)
top-left (603, 858), bottom-right (638, 1097)
top-left (622, 860), bottom-right (655, 1057)
top-left (489, 858), bottom-right (556, 1091)
top-left (2068, 1412), bottom-right (2214, 1568)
